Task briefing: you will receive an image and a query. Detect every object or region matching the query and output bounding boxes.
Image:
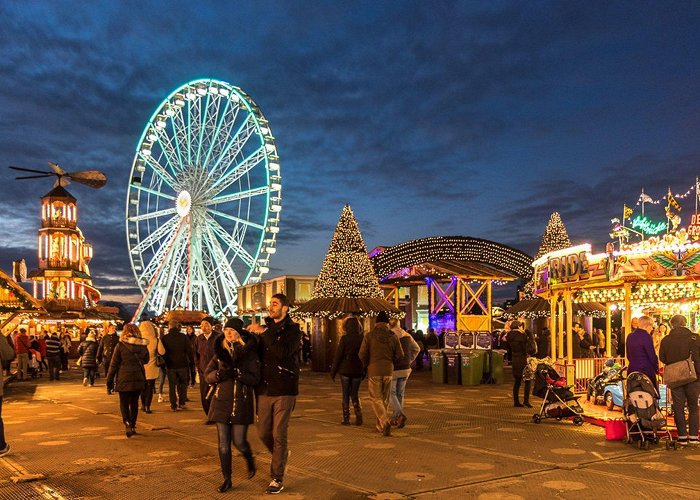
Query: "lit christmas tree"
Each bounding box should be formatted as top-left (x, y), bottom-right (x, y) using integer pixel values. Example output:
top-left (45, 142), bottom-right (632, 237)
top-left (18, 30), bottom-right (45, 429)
top-left (313, 205), bottom-right (384, 299)
top-left (521, 211), bottom-right (572, 299)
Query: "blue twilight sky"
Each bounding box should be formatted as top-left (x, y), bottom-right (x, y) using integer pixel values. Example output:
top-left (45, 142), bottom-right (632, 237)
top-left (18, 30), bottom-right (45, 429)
top-left (1, 1), bottom-right (700, 305)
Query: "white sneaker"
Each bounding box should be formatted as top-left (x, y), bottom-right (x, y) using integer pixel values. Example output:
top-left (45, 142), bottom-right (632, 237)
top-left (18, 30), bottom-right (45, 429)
top-left (266, 479), bottom-right (283, 494)
top-left (157, 394), bottom-right (163, 403)
top-left (83, 378), bottom-right (88, 386)
top-left (688, 439), bottom-right (700, 447)
top-left (0, 444), bottom-right (9, 457)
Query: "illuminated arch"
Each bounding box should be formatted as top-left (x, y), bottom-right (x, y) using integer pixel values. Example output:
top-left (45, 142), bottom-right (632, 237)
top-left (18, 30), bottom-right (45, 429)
top-left (371, 236), bottom-right (533, 281)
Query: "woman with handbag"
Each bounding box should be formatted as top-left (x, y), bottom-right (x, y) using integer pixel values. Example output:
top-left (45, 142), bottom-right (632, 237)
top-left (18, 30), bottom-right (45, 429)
top-left (107, 323), bottom-right (149, 438)
top-left (139, 317), bottom-right (165, 414)
top-left (205, 318), bottom-right (260, 493)
top-left (659, 315), bottom-right (700, 446)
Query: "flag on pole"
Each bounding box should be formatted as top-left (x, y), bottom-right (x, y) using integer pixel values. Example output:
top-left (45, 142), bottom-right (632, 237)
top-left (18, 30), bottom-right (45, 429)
top-left (667, 192), bottom-right (681, 211)
top-left (623, 205), bottom-right (633, 219)
top-left (640, 193), bottom-right (653, 204)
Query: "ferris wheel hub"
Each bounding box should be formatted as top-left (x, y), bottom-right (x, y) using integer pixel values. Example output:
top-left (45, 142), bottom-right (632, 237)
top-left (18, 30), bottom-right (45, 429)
top-left (176, 190), bottom-right (191, 217)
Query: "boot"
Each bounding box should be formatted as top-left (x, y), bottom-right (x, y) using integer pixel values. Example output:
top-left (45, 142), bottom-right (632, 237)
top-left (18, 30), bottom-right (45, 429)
top-left (243, 451), bottom-right (256, 479)
top-left (353, 402), bottom-right (363, 426)
top-left (125, 422), bottom-right (134, 438)
top-left (217, 477), bottom-right (232, 493)
top-left (341, 405), bottom-right (351, 425)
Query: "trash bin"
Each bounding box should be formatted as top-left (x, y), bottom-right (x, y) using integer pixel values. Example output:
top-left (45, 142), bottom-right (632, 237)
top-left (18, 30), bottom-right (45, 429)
top-left (430, 349), bottom-right (447, 384)
top-left (444, 350), bottom-right (461, 385)
top-left (489, 350), bottom-right (505, 384)
top-left (461, 350), bottom-right (484, 386)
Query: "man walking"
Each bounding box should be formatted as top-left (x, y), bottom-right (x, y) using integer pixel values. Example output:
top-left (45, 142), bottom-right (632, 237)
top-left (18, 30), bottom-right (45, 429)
top-left (194, 316), bottom-right (220, 420)
top-left (161, 322), bottom-right (194, 411)
top-left (248, 293), bottom-right (301, 495)
top-left (359, 311), bottom-right (403, 436)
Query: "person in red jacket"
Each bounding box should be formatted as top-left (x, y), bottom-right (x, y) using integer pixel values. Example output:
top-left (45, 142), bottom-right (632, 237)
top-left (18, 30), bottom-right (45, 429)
top-left (13, 329), bottom-right (31, 381)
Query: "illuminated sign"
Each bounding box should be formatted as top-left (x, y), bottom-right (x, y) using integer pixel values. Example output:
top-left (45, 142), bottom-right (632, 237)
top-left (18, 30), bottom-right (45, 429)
top-left (631, 215), bottom-right (666, 235)
top-left (688, 213), bottom-right (700, 239)
top-left (548, 251), bottom-right (590, 283)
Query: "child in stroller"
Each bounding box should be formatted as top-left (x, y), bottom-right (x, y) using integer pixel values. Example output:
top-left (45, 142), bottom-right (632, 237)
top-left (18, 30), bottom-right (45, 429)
top-left (623, 372), bottom-right (674, 449)
top-left (531, 362), bottom-right (584, 425)
top-left (587, 359), bottom-right (626, 405)
top-left (27, 348), bottom-right (42, 379)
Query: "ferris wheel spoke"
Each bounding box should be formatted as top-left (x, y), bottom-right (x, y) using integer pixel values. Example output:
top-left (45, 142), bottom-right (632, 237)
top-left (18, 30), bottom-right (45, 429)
top-left (131, 184), bottom-right (176, 201)
top-left (206, 208), bottom-right (264, 230)
top-left (202, 98), bottom-right (234, 170)
top-left (130, 216), bottom-right (179, 256)
top-left (207, 115), bottom-right (257, 180)
top-left (194, 93), bottom-right (212, 168)
top-left (205, 214), bottom-right (257, 268)
top-left (138, 152), bottom-right (178, 189)
top-left (208, 146), bottom-right (266, 197)
top-left (137, 218), bottom-right (186, 297)
top-left (206, 186), bottom-right (269, 205)
top-left (202, 225), bottom-right (242, 294)
top-left (127, 207), bottom-right (177, 223)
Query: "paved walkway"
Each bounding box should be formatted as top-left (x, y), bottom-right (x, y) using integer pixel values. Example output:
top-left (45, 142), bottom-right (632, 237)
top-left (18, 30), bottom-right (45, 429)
top-left (1, 366), bottom-right (698, 499)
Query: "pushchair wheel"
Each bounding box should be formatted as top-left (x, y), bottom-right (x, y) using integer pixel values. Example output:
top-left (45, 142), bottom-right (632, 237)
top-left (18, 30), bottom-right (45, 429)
top-left (573, 416), bottom-right (584, 426)
top-left (532, 415), bottom-right (541, 424)
top-left (604, 392), bottom-right (614, 411)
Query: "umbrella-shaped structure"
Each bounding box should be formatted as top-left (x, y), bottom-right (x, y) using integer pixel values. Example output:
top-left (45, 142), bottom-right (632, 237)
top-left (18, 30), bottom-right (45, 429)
top-left (501, 298), bottom-right (606, 319)
top-left (290, 205), bottom-right (400, 371)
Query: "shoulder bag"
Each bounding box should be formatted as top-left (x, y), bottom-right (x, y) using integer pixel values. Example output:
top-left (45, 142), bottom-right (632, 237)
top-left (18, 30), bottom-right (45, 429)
top-left (664, 335), bottom-right (698, 389)
top-left (155, 338), bottom-right (166, 368)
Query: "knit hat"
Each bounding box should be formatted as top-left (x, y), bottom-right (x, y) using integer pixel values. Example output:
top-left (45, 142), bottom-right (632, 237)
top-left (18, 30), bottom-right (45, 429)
top-left (201, 316), bottom-right (216, 327)
top-left (224, 317), bottom-right (245, 334)
top-left (376, 311), bottom-right (390, 323)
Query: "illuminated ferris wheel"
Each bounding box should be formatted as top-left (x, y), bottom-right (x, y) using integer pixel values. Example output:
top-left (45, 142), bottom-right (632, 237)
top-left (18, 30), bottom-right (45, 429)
top-left (126, 79), bottom-right (281, 318)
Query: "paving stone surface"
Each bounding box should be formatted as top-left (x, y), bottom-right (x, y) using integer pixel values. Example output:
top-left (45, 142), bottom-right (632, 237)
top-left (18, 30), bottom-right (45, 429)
top-left (0, 365), bottom-right (697, 499)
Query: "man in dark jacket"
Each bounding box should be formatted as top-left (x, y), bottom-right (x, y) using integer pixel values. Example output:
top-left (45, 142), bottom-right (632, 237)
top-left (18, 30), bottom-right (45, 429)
top-left (161, 323), bottom-right (194, 411)
top-left (44, 331), bottom-right (62, 381)
top-left (659, 315), bottom-right (700, 446)
top-left (97, 324), bottom-right (119, 377)
top-left (194, 316), bottom-right (220, 419)
top-left (248, 293), bottom-right (301, 495)
top-left (506, 320), bottom-right (532, 407)
top-left (358, 311), bottom-right (403, 437)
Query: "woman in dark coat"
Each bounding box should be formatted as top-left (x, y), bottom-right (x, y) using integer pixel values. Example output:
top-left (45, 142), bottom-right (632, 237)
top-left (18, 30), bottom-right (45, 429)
top-left (78, 328), bottom-right (100, 387)
top-left (506, 320), bottom-right (532, 407)
top-left (330, 316), bottom-right (365, 426)
top-left (205, 318), bottom-right (260, 493)
top-left (107, 323), bottom-right (149, 438)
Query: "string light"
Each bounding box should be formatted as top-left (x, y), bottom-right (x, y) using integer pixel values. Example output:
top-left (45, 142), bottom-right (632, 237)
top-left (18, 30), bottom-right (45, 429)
top-left (371, 236), bottom-right (532, 281)
top-left (634, 182), bottom-right (698, 206)
top-left (312, 205), bottom-right (383, 300)
top-left (522, 212), bottom-right (573, 299)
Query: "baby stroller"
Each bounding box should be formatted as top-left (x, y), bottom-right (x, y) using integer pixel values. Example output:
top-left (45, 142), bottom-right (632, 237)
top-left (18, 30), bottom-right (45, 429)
top-left (531, 363), bottom-right (584, 425)
top-left (623, 372), bottom-right (675, 450)
top-left (586, 359), bottom-right (625, 404)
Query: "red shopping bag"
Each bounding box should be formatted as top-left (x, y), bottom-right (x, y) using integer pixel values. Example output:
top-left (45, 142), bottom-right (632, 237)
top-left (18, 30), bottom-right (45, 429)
top-left (605, 419), bottom-right (626, 440)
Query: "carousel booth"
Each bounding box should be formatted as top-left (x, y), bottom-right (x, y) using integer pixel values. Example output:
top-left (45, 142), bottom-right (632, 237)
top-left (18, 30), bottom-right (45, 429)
top-left (533, 229), bottom-right (700, 392)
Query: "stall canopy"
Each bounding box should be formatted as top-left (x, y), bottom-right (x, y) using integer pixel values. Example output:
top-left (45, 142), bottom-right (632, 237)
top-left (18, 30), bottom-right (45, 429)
top-left (502, 298), bottom-right (606, 319)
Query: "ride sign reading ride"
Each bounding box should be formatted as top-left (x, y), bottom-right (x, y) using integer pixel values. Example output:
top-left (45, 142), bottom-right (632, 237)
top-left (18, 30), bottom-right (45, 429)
top-left (548, 251), bottom-right (590, 283)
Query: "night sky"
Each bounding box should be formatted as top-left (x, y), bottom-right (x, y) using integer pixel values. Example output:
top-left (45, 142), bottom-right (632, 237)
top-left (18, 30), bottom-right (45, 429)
top-left (2, 1), bottom-right (700, 306)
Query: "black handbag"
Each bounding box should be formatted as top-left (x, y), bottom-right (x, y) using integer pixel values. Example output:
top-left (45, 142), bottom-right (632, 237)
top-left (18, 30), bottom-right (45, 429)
top-left (155, 339), bottom-right (166, 367)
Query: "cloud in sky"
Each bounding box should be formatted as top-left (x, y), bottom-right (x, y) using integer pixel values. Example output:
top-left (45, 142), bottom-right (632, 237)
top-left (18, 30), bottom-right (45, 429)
top-left (1, 1), bottom-right (700, 306)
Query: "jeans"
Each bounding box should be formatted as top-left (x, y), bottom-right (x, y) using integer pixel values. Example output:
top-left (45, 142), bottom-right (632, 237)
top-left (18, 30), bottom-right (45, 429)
top-left (216, 423), bottom-right (252, 479)
top-left (340, 375), bottom-right (361, 407)
top-left (119, 390), bottom-right (141, 427)
top-left (257, 394), bottom-right (295, 482)
top-left (47, 355), bottom-right (61, 380)
top-left (157, 366), bottom-right (167, 395)
top-left (513, 376), bottom-right (531, 404)
top-left (670, 381), bottom-right (700, 439)
top-left (83, 367), bottom-right (97, 385)
top-left (390, 376), bottom-right (409, 419)
top-left (141, 379), bottom-right (156, 409)
top-left (367, 376), bottom-right (392, 427)
top-left (166, 367), bottom-right (189, 407)
top-left (188, 362), bottom-right (197, 386)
